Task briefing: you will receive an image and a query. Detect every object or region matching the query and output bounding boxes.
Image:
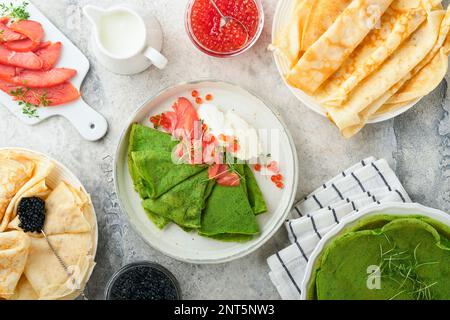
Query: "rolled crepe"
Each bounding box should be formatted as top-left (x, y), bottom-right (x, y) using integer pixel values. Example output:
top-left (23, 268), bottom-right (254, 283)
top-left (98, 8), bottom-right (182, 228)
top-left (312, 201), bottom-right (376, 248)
top-left (286, 0), bottom-right (395, 94)
top-left (0, 152), bottom-right (35, 222)
top-left (316, 0), bottom-right (428, 107)
top-left (327, 10), bottom-right (445, 133)
top-left (0, 231), bottom-right (30, 299)
top-left (0, 152), bottom-right (54, 232)
top-left (271, 0), bottom-right (313, 68)
top-left (301, 0), bottom-right (352, 51)
top-left (386, 6), bottom-right (450, 105)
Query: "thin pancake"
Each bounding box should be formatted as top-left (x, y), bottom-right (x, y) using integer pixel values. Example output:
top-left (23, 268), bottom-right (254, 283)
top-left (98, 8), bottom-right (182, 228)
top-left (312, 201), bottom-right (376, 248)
top-left (316, 0), bottom-right (427, 107)
top-left (0, 152), bottom-right (35, 222)
top-left (271, 0), bottom-right (313, 67)
top-left (386, 7), bottom-right (450, 105)
top-left (327, 10), bottom-right (444, 134)
top-left (0, 231), bottom-right (30, 299)
top-left (301, 0), bottom-right (352, 51)
top-left (286, 0), bottom-right (395, 94)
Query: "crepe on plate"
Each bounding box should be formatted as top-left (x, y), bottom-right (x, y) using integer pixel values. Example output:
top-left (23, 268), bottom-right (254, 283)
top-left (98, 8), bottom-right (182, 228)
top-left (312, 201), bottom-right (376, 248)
top-left (0, 150), bottom-right (96, 300)
top-left (273, 0), bottom-right (450, 137)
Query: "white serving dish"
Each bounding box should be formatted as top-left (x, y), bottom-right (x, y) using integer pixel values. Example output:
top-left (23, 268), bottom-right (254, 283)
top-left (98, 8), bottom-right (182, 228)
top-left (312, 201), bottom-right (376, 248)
top-left (300, 202), bottom-right (450, 300)
top-left (114, 80), bottom-right (299, 264)
top-left (0, 147), bottom-right (98, 300)
top-left (271, 0), bottom-right (421, 124)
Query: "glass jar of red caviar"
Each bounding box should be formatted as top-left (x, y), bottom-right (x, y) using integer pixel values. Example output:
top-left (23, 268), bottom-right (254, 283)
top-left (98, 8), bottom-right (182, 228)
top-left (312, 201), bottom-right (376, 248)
top-left (185, 0), bottom-right (264, 58)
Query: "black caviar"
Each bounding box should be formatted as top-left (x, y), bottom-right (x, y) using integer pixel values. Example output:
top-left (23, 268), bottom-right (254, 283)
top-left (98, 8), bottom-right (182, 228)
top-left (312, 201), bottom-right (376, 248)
top-left (107, 264), bottom-right (180, 300)
top-left (17, 197), bottom-right (45, 233)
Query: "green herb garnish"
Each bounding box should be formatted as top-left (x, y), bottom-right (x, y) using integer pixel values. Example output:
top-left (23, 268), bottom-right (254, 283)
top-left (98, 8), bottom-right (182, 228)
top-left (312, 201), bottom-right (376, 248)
top-left (19, 101), bottom-right (38, 118)
top-left (0, 1), bottom-right (30, 21)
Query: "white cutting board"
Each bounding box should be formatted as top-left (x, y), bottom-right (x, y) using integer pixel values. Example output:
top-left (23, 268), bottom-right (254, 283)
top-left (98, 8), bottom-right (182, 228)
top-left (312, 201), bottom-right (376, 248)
top-left (0, 0), bottom-right (108, 141)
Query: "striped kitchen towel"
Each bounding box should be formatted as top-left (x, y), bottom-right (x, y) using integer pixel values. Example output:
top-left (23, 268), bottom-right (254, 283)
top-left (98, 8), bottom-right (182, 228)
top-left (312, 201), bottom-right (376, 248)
top-left (267, 158), bottom-right (411, 300)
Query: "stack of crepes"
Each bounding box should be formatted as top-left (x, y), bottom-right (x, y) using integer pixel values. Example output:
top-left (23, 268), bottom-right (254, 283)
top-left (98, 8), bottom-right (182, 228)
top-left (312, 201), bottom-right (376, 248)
top-left (0, 18), bottom-right (80, 106)
top-left (272, 0), bottom-right (450, 137)
top-left (0, 150), bottom-right (96, 300)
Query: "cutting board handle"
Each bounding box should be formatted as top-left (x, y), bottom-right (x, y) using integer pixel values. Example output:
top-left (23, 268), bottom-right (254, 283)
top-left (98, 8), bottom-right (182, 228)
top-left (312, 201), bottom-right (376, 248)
top-left (59, 99), bottom-right (108, 141)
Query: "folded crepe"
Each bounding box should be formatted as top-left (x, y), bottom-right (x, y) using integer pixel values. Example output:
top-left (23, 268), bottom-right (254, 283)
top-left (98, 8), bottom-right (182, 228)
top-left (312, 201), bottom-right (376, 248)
top-left (24, 233), bottom-right (93, 300)
top-left (0, 231), bottom-right (30, 299)
top-left (8, 275), bottom-right (38, 300)
top-left (327, 10), bottom-right (445, 135)
top-left (286, 0), bottom-right (395, 94)
top-left (200, 182), bottom-right (260, 241)
top-left (142, 170), bottom-right (211, 229)
top-left (315, 0), bottom-right (428, 107)
top-left (0, 151), bottom-right (35, 223)
top-left (244, 165), bottom-right (267, 216)
top-left (0, 151), bottom-right (54, 232)
top-left (128, 124), bottom-right (179, 199)
top-left (132, 150), bottom-right (206, 199)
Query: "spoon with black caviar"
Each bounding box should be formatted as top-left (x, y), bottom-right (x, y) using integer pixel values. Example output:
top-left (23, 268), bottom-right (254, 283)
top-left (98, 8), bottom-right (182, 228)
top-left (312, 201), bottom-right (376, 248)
top-left (18, 197), bottom-right (88, 300)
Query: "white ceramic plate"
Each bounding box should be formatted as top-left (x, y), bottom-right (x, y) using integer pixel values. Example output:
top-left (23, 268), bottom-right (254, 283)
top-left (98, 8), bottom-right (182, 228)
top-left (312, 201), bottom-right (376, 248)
top-left (0, 147), bottom-right (98, 299)
top-left (300, 202), bottom-right (450, 300)
top-left (0, 1), bottom-right (107, 141)
top-left (114, 80), bottom-right (299, 264)
top-left (271, 0), bottom-right (420, 124)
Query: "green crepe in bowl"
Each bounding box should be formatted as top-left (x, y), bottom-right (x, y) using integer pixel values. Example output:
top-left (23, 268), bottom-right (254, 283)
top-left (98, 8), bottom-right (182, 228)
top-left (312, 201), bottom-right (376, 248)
top-left (314, 218), bottom-right (450, 300)
top-left (142, 170), bottom-right (211, 229)
top-left (200, 181), bottom-right (260, 242)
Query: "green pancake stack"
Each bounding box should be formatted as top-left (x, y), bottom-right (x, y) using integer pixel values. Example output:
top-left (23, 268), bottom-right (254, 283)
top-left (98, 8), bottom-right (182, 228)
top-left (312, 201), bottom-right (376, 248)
top-left (128, 124), bottom-right (268, 242)
top-left (307, 215), bottom-right (450, 300)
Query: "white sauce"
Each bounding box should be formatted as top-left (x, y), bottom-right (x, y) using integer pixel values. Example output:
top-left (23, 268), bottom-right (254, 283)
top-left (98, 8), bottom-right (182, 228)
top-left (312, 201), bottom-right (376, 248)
top-left (99, 11), bottom-right (145, 57)
top-left (198, 103), bottom-right (262, 161)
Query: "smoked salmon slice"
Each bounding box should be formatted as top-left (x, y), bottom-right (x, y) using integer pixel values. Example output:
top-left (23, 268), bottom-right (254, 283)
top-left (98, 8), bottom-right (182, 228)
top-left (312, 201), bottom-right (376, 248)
top-left (10, 20), bottom-right (44, 43)
top-left (0, 46), bottom-right (42, 69)
top-left (0, 67), bottom-right (77, 87)
top-left (0, 22), bottom-right (26, 42)
top-left (36, 42), bottom-right (61, 70)
top-left (0, 80), bottom-right (80, 106)
top-left (4, 38), bottom-right (40, 52)
top-left (208, 164), bottom-right (241, 186)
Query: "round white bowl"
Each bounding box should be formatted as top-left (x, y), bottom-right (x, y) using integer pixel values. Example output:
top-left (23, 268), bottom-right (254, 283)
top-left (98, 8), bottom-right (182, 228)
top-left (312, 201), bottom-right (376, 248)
top-left (114, 80), bottom-right (299, 264)
top-left (300, 202), bottom-right (450, 300)
top-left (271, 0), bottom-right (421, 124)
top-left (0, 147), bottom-right (98, 300)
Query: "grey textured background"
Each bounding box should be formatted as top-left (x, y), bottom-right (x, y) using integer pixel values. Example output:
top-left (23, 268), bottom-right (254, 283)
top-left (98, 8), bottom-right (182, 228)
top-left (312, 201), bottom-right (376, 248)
top-left (0, 0), bottom-right (449, 300)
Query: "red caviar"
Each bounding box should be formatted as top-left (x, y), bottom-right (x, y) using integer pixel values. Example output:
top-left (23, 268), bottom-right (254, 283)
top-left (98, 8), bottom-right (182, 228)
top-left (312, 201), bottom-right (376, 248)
top-left (195, 97), bottom-right (203, 104)
top-left (254, 164), bottom-right (262, 171)
top-left (189, 0), bottom-right (260, 54)
top-left (205, 94), bottom-right (213, 101)
top-left (192, 90), bottom-right (199, 97)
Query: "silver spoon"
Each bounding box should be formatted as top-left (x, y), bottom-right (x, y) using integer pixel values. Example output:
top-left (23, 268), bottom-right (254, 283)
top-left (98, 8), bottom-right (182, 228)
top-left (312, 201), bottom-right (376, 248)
top-left (41, 230), bottom-right (88, 300)
top-left (208, 0), bottom-right (250, 43)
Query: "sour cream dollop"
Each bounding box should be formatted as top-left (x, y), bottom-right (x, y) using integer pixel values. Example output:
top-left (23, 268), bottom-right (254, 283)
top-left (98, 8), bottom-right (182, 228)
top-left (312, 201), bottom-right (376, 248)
top-left (198, 103), bottom-right (262, 161)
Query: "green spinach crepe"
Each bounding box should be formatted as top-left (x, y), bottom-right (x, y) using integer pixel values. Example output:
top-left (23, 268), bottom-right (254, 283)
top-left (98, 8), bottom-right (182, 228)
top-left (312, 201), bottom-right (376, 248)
top-left (142, 170), bottom-right (210, 229)
top-left (128, 124), bottom-right (269, 242)
top-left (308, 216), bottom-right (450, 300)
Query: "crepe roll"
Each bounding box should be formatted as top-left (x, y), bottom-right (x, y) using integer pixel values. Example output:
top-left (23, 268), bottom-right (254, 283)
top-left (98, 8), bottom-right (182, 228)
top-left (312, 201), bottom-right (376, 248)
top-left (328, 10), bottom-right (445, 134)
top-left (316, 0), bottom-right (427, 107)
top-left (286, 0), bottom-right (395, 94)
top-left (271, 0), bottom-right (314, 68)
top-left (301, 0), bottom-right (353, 51)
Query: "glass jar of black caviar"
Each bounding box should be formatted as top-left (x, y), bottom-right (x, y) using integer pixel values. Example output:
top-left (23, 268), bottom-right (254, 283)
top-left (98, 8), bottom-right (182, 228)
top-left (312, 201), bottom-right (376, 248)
top-left (105, 262), bottom-right (181, 300)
